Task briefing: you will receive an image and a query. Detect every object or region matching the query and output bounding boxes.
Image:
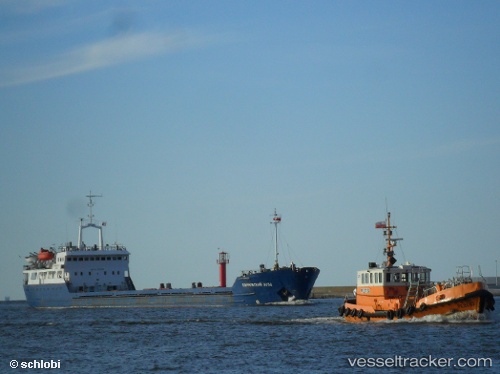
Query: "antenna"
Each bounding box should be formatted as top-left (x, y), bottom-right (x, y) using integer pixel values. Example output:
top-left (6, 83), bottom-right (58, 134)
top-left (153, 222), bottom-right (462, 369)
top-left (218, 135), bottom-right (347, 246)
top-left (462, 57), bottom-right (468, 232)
top-left (86, 191), bottom-right (103, 224)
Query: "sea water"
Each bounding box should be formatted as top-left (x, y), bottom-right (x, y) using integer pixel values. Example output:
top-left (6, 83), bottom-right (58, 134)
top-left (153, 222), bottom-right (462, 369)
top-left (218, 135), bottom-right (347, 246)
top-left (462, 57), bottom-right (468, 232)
top-left (1, 298), bottom-right (498, 373)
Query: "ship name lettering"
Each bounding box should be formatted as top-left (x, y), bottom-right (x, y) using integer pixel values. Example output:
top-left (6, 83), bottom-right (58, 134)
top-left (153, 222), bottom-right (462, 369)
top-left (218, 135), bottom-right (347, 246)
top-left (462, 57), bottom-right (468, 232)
top-left (242, 282), bottom-right (273, 287)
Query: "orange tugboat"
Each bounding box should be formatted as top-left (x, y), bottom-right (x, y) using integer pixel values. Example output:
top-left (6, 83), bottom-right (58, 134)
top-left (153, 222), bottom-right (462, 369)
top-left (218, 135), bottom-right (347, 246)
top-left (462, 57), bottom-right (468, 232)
top-left (339, 212), bottom-right (495, 322)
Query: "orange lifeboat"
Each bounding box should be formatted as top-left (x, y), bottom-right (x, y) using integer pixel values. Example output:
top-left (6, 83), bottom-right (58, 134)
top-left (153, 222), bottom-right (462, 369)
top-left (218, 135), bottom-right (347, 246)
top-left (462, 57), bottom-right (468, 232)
top-left (38, 248), bottom-right (54, 261)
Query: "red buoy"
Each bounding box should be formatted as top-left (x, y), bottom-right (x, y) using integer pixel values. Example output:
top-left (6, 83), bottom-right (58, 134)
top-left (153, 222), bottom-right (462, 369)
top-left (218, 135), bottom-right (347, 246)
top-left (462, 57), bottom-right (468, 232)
top-left (217, 251), bottom-right (230, 287)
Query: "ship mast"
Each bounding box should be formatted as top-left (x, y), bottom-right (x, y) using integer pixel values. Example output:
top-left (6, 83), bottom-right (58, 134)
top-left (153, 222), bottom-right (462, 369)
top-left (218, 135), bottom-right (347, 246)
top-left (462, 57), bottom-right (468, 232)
top-left (271, 209), bottom-right (281, 270)
top-left (77, 191), bottom-right (104, 250)
top-left (376, 212), bottom-right (402, 267)
top-left (86, 192), bottom-right (102, 225)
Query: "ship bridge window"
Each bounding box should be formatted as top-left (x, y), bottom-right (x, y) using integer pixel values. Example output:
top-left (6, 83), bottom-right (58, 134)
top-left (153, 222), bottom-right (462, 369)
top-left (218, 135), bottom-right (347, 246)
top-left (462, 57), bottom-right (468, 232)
top-left (31, 272), bottom-right (37, 280)
top-left (386, 273), bottom-right (391, 283)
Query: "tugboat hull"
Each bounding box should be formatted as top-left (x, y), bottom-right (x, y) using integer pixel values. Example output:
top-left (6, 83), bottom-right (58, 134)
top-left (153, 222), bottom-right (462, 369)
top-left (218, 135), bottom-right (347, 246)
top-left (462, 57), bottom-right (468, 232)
top-left (340, 285), bottom-right (495, 322)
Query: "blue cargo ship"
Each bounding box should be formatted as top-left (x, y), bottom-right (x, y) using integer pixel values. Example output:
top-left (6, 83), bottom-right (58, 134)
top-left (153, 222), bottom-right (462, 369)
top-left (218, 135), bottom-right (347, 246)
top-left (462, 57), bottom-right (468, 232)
top-left (23, 194), bottom-right (319, 308)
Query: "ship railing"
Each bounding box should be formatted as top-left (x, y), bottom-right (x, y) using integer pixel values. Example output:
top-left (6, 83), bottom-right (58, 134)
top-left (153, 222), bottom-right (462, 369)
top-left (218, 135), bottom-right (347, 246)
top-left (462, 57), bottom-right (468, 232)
top-left (423, 285), bottom-right (438, 297)
top-left (62, 243), bottom-right (127, 252)
top-left (240, 270), bottom-right (258, 276)
top-left (455, 265), bottom-right (472, 283)
top-left (23, 261), bottom-right (54, 271)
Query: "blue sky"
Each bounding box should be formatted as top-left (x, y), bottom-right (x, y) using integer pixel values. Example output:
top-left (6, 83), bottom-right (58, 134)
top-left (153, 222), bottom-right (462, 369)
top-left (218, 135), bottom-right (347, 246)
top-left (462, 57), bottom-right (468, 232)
top-left (1, 1), bottom-right (499, 300)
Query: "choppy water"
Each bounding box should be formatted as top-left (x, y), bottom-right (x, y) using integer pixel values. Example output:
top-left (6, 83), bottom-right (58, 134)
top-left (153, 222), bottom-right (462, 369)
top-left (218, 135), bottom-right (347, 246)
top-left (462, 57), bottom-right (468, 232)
top-left (1, 298), bottom-right (498, 373)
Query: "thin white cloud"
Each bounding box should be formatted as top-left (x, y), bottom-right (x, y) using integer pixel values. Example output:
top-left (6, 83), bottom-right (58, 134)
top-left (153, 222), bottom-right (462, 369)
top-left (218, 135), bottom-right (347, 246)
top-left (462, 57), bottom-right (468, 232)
top-left (435, 137), bottom-right (500, 154)
top-left (1, 0), bottom-right (66, 15)
top-left (0, 30), bottom-right (206, 87)
top-left (414, 137), bottom-right (500, 160)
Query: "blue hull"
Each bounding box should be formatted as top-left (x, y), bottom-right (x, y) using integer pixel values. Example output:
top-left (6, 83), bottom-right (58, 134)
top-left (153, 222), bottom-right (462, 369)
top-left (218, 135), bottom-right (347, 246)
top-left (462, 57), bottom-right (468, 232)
top-left (24, 284), bottom-right (234, 308)
top-left (24, 267), bottom-right (320, 307)
top-left (232, 267), bottom-right (320, 305)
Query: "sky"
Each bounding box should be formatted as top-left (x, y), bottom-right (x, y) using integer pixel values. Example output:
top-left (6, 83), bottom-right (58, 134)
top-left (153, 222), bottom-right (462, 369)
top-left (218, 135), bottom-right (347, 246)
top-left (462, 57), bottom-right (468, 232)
top-left (1, 1), bottom-right (499, 301)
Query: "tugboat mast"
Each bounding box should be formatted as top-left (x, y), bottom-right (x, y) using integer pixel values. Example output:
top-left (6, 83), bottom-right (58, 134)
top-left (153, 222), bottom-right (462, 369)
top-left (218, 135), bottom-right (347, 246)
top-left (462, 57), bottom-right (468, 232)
top-left (376, 212), bottom-right (402, 267)
top-left (271, 210), bottom-right (281, 270)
